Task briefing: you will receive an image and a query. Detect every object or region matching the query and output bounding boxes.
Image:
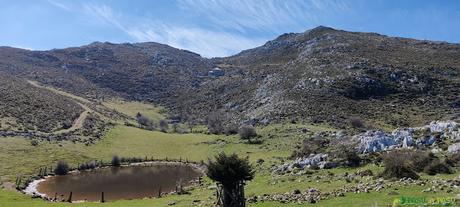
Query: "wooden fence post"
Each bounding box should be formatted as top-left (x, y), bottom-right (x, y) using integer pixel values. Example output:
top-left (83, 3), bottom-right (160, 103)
top-left (67, 191), bottom-right (72, 203)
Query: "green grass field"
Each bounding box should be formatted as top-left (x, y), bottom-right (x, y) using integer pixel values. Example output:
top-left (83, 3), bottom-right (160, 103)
top-left (102, 100), bottom-right (166, 122)
top-left (0, 97), bottom-right (458, 207)
top-left (1, 123), bottom-right (458, 207)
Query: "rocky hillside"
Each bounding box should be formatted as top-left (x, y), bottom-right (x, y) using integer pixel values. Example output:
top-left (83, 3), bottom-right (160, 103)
top-left (0, 42), bottom-right (210, 102)
top-left (188, 26), bottom-right (460, 128)
top-left (1, 26), bottom-right (459, 129)
top-left (0, 73), bottom-right (84, 132)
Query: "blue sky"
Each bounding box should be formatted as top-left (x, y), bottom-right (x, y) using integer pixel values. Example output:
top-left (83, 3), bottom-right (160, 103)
top-left (0, 0), bottom-right (459, 57)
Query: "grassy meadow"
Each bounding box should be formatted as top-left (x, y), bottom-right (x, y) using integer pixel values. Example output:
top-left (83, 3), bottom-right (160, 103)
top-left (0, 101), bottom-right (458, 207)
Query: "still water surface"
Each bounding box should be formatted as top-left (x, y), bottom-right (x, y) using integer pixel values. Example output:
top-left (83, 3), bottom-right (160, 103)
top-left (36, 163), bottom-right (202, 201)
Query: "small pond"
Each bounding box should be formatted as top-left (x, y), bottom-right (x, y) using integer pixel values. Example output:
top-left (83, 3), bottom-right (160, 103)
top-left (32, 163), bottom-right (202, 202)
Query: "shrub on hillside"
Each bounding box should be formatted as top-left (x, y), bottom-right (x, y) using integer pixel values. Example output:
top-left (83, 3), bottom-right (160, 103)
top-left (380, 151), bottom-right (419, 180)
top-left (332, 143), bottom-right (362, 167)
top-left (410, 151), bottom-right (437, 172)
top-left (54, 161), bottom-right (70, 175)
top-left (293, 137), bottom-right (330, 157)
top-left (349, 117), bottom-right (364, 129)
top-left (424, 160), bottom-right (452, 175)
top-left (356, 169), bottom-right (373, 176)
top-left (136, 113), bottom-right (154, 129)
top-left (159, 120), bottom-right (169, 132)
top-left (224, 124), bottom-right (239, 135)
top-left (238, 125), bottom-right (257, 142)
top-left (446, 152), bottom-right (460, 167)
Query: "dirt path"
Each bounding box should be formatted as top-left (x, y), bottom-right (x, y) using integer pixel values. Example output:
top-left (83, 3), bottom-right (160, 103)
top-left (26, 80), bottom-right (92, 134)
top-left (54, 103), bottom-right (90, 134)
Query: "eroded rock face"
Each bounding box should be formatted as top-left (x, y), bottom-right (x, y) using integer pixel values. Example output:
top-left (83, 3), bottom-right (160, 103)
top-left (392, 128), bottom-right (414, 148)
top-left (353, 121), bottom-right (459, 153)
top-left (353, 130), bottom-right (401, 153)
top-left (294, 154), bottom-right (329, 169)
top-left (426, 121), bottom-right (458, 133)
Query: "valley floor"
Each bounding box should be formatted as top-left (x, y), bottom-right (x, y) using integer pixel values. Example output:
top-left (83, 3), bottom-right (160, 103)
top-left (1, 124), bottom-right (458, 207)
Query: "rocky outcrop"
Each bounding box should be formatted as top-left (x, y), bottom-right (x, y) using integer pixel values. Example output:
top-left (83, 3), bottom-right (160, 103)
top-left (423, 121), bottom-right (460, 140)
top-left (353, 121), bottom-right (460, 153)
top-left (448, 143), bottom-right (460, 154)
top-left (275, 154), bottom-right (337, 174)
top-left (353, 130), bottom-right (401, 153)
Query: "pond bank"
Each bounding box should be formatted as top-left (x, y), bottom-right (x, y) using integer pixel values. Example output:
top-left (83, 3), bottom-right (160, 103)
top-left (23, 161), bottom-right (204, 202)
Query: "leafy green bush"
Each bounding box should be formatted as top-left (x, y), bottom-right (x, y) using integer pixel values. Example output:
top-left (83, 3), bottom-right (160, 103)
top-left (207, 152), bottom-right (254, 185)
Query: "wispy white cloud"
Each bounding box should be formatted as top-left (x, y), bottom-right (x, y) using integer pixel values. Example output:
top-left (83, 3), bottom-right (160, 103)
top-left (82, 4), bottom-right (127, 31)
top-left (47, 0), bottom-right (71, 11)
top-left (78, 1), bottom-right (350, 57)
top-left (127, 24), bottom-right (265, 57)
top-left (178, 0), bottom-right (350, 33)
top-left (80, 3), bottom-right (264, 57)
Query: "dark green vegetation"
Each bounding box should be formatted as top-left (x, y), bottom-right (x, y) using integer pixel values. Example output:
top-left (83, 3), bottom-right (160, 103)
top-left (380, 150), bottom-right (454, 180)
top-left (238, 125), bottom-right (258, 142)
top-left (111, 155), bottom-right (121, 167)
top-left (54, 161), bottom-right (69, 176)
top-left (207, 153), bottom-right (254, 207)
top-left (207, 152), bottom-right (254, 185)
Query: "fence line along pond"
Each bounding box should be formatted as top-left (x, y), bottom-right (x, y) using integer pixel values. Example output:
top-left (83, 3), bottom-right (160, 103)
top-left (25, 162), bottom-right (203, 202)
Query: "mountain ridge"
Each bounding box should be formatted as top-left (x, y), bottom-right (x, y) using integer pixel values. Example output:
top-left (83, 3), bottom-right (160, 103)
top-left (0, 26), bottom-right (459, 130)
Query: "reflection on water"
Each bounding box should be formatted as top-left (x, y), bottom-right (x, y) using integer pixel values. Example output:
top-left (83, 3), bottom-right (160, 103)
top-left (36, 163), bottom-right (202, 201)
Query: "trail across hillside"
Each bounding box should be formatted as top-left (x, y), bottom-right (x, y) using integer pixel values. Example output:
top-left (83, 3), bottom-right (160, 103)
top-left (26, 80), bottom-right (92, 134)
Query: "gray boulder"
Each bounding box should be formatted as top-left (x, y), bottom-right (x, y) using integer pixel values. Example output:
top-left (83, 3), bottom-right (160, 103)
top-left (275, 153), bottom-right (336, 173)
top-left (426, 121), bottom-right (458, 133)
top-left (448, 143), bottom-right (460, 154)
top-left (353, 130), bottom-right (399, 153)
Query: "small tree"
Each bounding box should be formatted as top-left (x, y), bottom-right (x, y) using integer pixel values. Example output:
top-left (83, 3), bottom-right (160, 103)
top-left (207, 153), bottom-right (254, 207)
top-left (111, 155), bottom-right (121, 167)
top-left (54, 160), bottom-right (70, 175)
top-left (238, 125), bottom-right (257, 143)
